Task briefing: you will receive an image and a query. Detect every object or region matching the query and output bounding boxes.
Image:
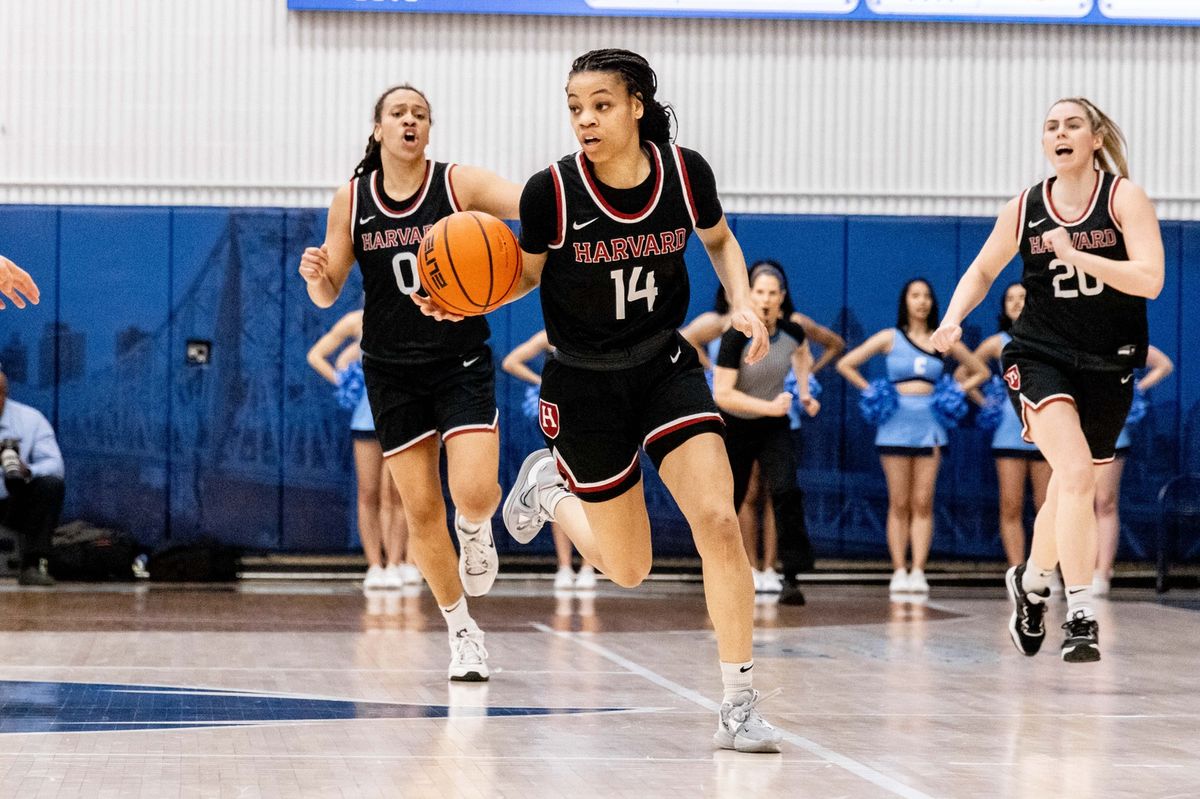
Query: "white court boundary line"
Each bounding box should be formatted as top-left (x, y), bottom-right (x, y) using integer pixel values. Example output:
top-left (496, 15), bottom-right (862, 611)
top-left (532, 622), bottom-right (934, 799)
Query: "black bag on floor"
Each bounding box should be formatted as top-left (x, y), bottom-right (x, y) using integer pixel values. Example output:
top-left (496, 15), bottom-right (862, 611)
top-left (147, 541), bottom-right (242, 582)
top-left (51, 520), bottom-right (138, 581)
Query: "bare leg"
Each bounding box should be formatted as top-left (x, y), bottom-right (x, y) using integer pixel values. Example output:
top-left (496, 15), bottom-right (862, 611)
top-left (1030, 460), bottom-right (1052, 512)
top-left (353, 438), bottom-right (385, 568)
top-left (762, 496), bottom-right (778, 573)
top-left (908, 451), bottom-right (941, 572)
top-left (443, 431), bottom-right (501, 524)
top-left (384, 439), bottom-right (461, 607)
top-left (738, 463), bottom-right (764, 570)
top-left (1094, 458), bottom-right (1125, 580)
top-left (379, 467), bottom-right (407, 566)
top-left (552, 523), bottom-right (574, 571)
top-left (880, 455), bottom-right (915, 571)
top-left (995, 458), bottom-right (1030, 567)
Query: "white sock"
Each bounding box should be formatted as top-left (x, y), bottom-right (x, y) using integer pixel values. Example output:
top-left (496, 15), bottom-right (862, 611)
top-left (1065, 585), bottom-right (1095, 620)
top-left (720, 660), bottom-right (754, 703)
top-left (439, 597), bottom-right (477, 638)
top-left (456, 515), bottom-right (482, 535)
top-left (1022, 557), bottom-right (1056, 596)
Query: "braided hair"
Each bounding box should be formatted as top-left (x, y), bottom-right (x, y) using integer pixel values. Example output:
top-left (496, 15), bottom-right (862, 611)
top-left (353, 84), bottom-right (433, 179)
top-left (569, 49), bottom-right (675, 144)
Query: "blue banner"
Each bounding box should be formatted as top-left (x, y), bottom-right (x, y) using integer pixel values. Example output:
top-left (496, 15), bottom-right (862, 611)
top-left (287, 0), bottom-right (1200, 27)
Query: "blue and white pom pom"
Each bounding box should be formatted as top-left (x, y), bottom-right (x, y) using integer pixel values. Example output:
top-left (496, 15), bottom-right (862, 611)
top-left (522, 383), bottom-right (540, 421)
top-left (931, 376), bottom-right (969, 429)
top-left (976, 375), bottom-right (1008, 433)
top-left (858, 378), bottom-right (899, 426)
top-left (783, 373), bottom-right (823, 427)
top-left (333, 362), bottom-right (365, 411)
top-left (1125, 387), bottom-right (1149, 426)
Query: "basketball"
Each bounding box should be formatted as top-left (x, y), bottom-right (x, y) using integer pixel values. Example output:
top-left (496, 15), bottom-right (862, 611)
top-left (417, 211), bottom-right (522, 316)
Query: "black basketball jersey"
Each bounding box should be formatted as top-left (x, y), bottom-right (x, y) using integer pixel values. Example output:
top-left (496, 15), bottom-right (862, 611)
top-left (538, 142), bottom-right (699, 363)
top-left (351, 162), bottom-right (489, 362)
top-left (1011, 170), bottom-right (1147, 371)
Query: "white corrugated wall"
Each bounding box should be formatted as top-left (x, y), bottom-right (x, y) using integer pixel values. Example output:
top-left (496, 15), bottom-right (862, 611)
top-left (1, 1), bottom-right (1196, 217)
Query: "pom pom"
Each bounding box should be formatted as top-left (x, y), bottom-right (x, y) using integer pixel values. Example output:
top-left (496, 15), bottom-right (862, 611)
top-left (931, 376), bottom-right (969, 429)
top-left (1125, 388), bottom-right (1148, 426)
top-left (858, 379), bottom-right (898, 426)
top-left (333, 362), bottom-right (365, 411)
top-left (522, 384), bottom-right (540, 421)
top-left (976, 376), bottom-right (1008, 433)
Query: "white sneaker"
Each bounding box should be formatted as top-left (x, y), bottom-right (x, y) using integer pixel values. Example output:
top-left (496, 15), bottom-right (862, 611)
top-left (752, 569), bottom-right (765, 593)
top-left (713, 688), bottom-right (783, 754)
top-left (502, 449), bottom-right (566, 544)
top-left (455, 512), bottom-right (498, 597)
top-left (553, 566), bottom-right (575, 590)
top-left (448, 628), bottom-right (489, 682)
top-left (759, 569), bottom-right (783, 594)
top-left (888, 568), bottom-right (910, 593)
top-left (574, 565), bottom-right (597, 590)
top-left (399, 563), bottom-right (422, 585)
top-left (383, 564), bottom-right (404, 589)
top-left (363, 565), bottom-right (387, 592)
top-left (908, 569), bottom-right (929, 594)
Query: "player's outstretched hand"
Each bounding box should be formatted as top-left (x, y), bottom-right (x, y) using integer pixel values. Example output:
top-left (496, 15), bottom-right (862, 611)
top-left (0, 256), bottom-right (40, 310)
top-left (930, 323), bottom-right (962, 353)
top-left (298, 245), bottom-right (330, 287)
top-left (411, 293), bottom-right (464, 322)
top-left (730, 307), bottom-right (769, 364)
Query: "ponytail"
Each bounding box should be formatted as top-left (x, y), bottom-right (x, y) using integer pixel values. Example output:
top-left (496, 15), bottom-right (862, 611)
top-left (570, 48), bottom-right (676, 144)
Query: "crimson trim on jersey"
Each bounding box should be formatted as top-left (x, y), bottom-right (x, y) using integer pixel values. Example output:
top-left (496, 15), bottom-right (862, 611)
top-left (1043, 169), bottom-right (1102, 227)
top-left (575, 143), bottom-right (664, 224)
top-left (370, 161), bottom-right (434, 219)
top-left (548, 163), bottom-right (566, 249)
top-left (1015, 188), bottom-right (1029, 245)
top-left (1017, 392), bottom-right (1075, 445)
top-left (383, 428), bottom-right (439, 457)
top-left (442, 409), bottom-right (499, 441)
top-left (554, 449), bottom-right (639, 494)
top-left (670, 145), bottom-right (699, 227)
top-left (349, 177), bottom-right (360, 238)
top-left (642, 412), bottom-right (725, 449)
top-left (1108, 175), bottom-right (1124, 233)
top-left (445, 164), bottom-right (463, 213)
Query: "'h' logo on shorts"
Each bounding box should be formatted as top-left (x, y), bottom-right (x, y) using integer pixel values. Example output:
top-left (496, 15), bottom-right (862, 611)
top-left (1003, 364), bottom-right (1021, 391)
top-left (539, 399), bottom-right (561, 440)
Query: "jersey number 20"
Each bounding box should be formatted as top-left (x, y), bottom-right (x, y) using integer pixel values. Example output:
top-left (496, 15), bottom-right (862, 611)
top-left (1050, 258), bottom-right (1104, 298)
top-left (610, 267), bottom-right (658, 320)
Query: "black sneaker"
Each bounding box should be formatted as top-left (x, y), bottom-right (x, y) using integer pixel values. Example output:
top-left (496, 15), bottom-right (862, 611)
top-left (1005, 563), bottom-right (1048, 656)
top-left (1061, 611), bottom-right (1100, 663)
top-left (778, 582), bottom-right (806, 606)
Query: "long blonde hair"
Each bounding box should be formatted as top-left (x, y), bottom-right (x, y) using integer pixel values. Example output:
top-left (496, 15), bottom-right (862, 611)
top-left (1049, 97), bottom-right (1129, 178)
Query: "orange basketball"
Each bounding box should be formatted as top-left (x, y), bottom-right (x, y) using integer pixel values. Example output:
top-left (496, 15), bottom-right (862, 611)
top-left (417, 211), bottom-right (522, 316)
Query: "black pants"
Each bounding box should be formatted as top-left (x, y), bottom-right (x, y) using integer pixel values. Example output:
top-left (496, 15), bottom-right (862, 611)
top-left (722, 414), bottom-right (814, 581)
top-left (1, 475), bottom-right (65, 567)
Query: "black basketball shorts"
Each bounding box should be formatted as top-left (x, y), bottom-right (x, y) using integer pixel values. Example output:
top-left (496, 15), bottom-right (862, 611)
top-left (536, 332), bottom-right (725, 503)
top-left (362, 346), bottom-right (498, 456)
top-left (1001, 342), bottom-right (1133, 464)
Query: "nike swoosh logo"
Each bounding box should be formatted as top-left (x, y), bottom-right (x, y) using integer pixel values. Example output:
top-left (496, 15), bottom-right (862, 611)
top-left (1028, 217), bottom-right (1046, 228)
top-left (669, 347), bottom-right (681, 364)
top-left (462, 357), bottom-right (480, 368)
top-left (1121, 373), bottom-right (1133, 384)
top-left (359, 215), bottom-right (376, 225)
top-left (572, 218), bottom-right (599, 230)
top-left (739, 664), bottom-right (753, 673)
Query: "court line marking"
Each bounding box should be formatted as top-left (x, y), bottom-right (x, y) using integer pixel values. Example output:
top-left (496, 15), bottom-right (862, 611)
top-left (531, 623), bottom-right (934, 799)
top-left (0, 750), bottom-right (827, 764)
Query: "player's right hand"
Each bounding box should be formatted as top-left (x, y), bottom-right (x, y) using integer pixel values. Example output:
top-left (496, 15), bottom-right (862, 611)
top-left (0, 256), bottom-right (39, 310)
top-left (930, 323), bottom-right (961, 353)
top-left (298, 245), bottom-right (330, 286)
top-left (768, 392), bottom-right (794, 417)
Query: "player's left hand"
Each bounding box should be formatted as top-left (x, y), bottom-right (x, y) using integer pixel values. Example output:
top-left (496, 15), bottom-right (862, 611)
top-left (799, 396), bottom-right (821, 417)
top-left (411, 292), bottom-right (465, 322)
top-left (730, 307), bottom-right (769, 364)
top-left (1041, 227), bottom-right (1075, 259)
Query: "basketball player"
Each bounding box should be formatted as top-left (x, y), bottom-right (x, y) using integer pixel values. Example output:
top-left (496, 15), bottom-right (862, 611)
top-left (0, 255), bottom-right (39, 310)
top-left (968, 282), bottom-right (1051, 568)
top-left (931, 98), bottom-right (1164, 662)
top-left (420, 49), bottom-right (783, 752)
top-left (837, 279), bottom-right (988, 594)
top-left (299, 84), bottom-right (522, 681)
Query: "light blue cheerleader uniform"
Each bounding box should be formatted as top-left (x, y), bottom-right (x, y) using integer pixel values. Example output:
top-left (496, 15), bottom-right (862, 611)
top-left (876, 329), bottom-right (947, 455)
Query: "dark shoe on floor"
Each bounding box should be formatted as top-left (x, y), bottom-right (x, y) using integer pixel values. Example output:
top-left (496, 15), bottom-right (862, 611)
top-left (1061, 611), bottom-right (1100, 663)
top-left (18, 559), bottom-right (56, 587)
top-left (778, 582), bottom-right (806, 606)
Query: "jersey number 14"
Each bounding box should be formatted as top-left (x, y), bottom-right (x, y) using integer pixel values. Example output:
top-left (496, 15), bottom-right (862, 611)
top-left (610, 267), bottom-right (658, 320)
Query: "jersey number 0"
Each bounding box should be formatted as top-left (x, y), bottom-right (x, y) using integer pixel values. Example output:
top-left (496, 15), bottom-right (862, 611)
top-left (392, 252), bottom-right (421, 296)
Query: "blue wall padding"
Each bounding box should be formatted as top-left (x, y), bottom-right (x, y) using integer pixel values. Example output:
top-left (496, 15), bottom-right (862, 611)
top-left (0, 205), bottom-right (1193, 563)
